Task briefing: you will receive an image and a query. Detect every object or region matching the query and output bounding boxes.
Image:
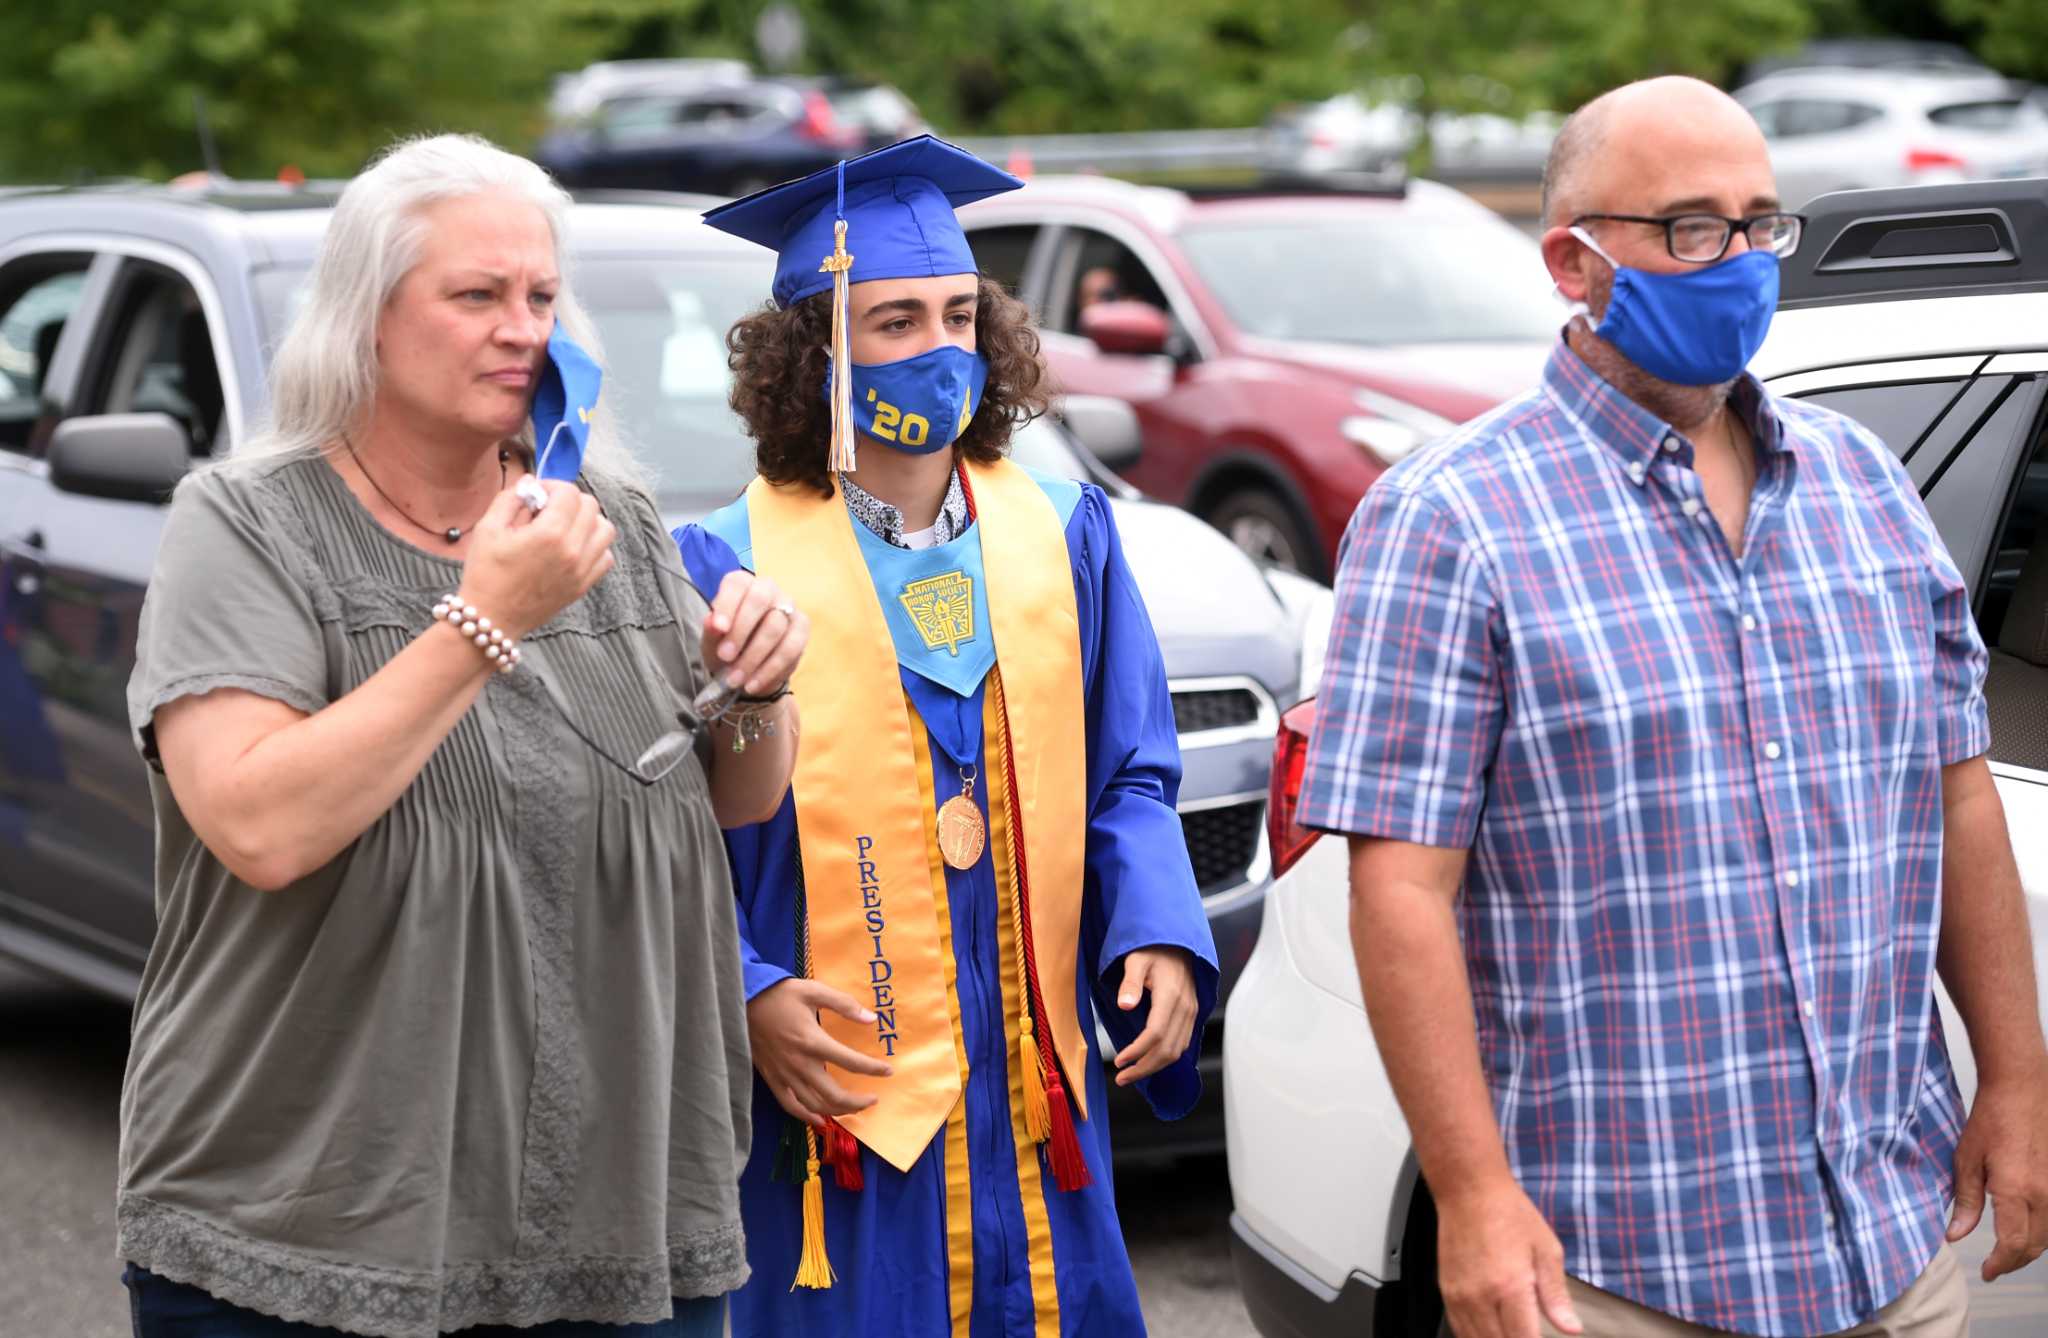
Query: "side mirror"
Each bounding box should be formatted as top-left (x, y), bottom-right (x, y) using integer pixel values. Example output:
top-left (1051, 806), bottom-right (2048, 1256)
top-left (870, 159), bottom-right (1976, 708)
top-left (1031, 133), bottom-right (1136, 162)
top-left (1078, 299), bottom-right (1172, 358)
top-left (1058, 394), bottom-right (1143, 471)
top-left (48, 413), bottom-right (190, 503)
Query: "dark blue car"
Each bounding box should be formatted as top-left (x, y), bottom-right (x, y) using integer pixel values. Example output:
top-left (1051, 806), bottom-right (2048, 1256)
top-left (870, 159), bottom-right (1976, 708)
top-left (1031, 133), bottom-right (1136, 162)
top-left (535, 76), bottom-right (924, 197)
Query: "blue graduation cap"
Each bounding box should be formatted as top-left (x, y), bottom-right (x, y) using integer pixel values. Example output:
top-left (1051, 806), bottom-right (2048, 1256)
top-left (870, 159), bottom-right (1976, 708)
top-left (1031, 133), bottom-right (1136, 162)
top-left (531, 324), bottom-right (603, 482)
top-left (701, 134), bottom-right (1021, 472)
top-left (702, 134), bottom-right (1023, 310)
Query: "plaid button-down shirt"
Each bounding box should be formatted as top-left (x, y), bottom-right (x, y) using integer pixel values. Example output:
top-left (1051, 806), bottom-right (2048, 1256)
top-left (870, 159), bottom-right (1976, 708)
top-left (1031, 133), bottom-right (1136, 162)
top-left (1302, 342), bottom-right (1991, 1337)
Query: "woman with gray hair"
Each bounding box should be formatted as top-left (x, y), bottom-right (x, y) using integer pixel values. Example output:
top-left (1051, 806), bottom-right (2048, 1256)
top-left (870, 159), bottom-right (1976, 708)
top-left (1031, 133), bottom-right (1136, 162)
top-left (114, 133), bottom-right (806, 1337)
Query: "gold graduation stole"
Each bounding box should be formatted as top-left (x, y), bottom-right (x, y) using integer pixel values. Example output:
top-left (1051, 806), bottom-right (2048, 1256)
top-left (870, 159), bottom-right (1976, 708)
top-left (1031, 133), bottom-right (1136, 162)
top-left (745, 457), bottom-right (1089, 1176)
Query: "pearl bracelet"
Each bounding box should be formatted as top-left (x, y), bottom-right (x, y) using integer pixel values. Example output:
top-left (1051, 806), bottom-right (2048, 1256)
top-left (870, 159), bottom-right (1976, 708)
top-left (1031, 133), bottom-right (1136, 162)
top-left (431, 594), bottom-right (522, 674)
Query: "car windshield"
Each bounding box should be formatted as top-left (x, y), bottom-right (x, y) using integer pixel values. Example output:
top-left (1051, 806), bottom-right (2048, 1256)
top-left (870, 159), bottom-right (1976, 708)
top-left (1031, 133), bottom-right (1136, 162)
top-left (253, 250), bottom-right (1096, 507)
top-left (1177, 215), bottom-right (1558, 345)
top-left (256, 253), bottom-right (774, 509)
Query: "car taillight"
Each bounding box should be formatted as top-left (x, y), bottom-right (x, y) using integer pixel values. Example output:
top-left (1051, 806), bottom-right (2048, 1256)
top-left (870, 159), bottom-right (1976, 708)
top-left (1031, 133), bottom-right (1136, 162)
top-left (1267, 699), bottom-right (1322, 879)
top-left (1905, 147), bottom-right (1969, 174)
top-left (798, 91), bottom-right (848, 145)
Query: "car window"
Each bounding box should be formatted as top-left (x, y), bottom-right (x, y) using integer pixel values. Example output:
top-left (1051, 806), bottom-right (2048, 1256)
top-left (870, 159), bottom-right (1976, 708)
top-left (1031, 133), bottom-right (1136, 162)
top-left (1051, 228), bottom-right (1175, 335)
top-left (965, 225), bottom-right (1041, 302)
top-left (1758, 98), bottom-right (1884, 138)
top-left (1798, 379), bottom-right (1964, 460)
top-left (1177, 215), bottom-right (1556, 345)
top-left (83, 260), bottom-right (225, 456)
top-left (0, 255), bottom-right (91, 453)
top-left (1980, 411), bottom-right (2048, 771)
top-left (1927, 99), bottom-right (2026, 131)
top-left (825, 84), bottom-right (918, 138)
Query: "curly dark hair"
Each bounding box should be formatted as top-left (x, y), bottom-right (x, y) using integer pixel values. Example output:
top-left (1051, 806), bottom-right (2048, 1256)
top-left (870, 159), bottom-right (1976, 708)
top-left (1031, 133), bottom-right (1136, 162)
top-left (726, 275), bottom-right (1052, 495)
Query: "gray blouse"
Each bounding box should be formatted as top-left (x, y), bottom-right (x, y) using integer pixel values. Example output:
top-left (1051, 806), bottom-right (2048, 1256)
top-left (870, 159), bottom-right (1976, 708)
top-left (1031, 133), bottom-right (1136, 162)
top-left (117, 455), bottom-right (751, 1337)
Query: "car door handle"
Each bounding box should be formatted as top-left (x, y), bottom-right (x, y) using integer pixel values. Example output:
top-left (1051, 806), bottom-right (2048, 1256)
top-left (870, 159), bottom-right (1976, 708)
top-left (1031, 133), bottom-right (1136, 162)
top-left (5, 528), bottom-right (45, 595)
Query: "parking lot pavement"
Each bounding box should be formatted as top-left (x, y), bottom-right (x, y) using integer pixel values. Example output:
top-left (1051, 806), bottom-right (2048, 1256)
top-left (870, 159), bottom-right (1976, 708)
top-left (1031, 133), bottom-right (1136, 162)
top-left (3, 956), bottom-right (2044, 1337)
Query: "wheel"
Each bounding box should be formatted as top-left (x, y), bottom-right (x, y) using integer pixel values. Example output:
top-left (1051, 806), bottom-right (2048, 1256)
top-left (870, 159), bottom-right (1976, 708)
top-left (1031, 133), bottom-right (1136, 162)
top-left (1205, 487), bottom-right (1322, 579)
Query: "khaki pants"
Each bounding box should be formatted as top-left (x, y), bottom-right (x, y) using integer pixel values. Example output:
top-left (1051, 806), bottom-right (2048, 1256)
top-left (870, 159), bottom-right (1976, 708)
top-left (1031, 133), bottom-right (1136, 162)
top-left (1540, 1241), bottom-right (1970, 1337)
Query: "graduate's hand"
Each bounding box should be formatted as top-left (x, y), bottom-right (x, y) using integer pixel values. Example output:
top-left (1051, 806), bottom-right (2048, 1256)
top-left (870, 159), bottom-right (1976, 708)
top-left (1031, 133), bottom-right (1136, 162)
top-left (1110, 946), bottom-right (1200, 1086)
top-left (702, 570), bottom-right (808, 697)
top-left (748, 977), bottom-right (893, 1127)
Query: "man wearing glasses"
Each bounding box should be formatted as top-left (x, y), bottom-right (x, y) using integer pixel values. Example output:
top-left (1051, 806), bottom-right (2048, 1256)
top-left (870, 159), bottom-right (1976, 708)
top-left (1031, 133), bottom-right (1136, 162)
top-left (1302, 76), bottom-right (2048, 1338)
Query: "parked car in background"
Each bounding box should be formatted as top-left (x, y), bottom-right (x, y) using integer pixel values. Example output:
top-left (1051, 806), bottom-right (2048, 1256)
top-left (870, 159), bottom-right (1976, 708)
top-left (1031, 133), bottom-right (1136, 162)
top-left (1261, 92), bottom-right (1557, 190)
top-left (0, 181), bottom-right (1320, 1160)
top-left (1739, 37), bottom-right (1994, 86)
top-left (535, 75), bottom-right (924, 196)
top-left (546, 58), bottom-right (753, 124)
top-left (1736, 68), bottom-right (2048, 207)
top-left (1224, 177), bottom-right (2048, 1337)
top-left (960, 176), bottom-right (1554, 579)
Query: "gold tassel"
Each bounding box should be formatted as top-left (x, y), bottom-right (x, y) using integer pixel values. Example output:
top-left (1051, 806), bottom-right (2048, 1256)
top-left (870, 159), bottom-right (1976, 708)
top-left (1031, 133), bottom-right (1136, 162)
top-left (1020, 1025), bottom-right (1051, 1144)
top-left (821, 218), bottom-right (857, 475)
top-left (792, 1129), bottom-right (836, 1290)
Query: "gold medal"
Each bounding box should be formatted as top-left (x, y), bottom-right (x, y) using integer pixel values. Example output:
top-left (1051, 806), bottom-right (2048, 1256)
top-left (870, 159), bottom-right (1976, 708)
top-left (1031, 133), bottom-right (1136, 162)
top-left (936, 767), bottom-right (986, 870)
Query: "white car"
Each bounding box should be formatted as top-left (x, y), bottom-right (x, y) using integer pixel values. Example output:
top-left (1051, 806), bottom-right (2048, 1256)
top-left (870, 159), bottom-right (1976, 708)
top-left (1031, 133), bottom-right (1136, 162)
top-left (1225, 177), bottom-right (2048, 1336)
top-left (1735, 69), bottom-right (2048, 209)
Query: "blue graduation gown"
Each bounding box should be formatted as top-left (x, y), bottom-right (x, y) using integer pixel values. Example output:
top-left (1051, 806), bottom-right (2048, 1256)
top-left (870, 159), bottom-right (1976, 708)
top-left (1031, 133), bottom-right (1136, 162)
top-left (674, 475), bottom-right (1218, 1338)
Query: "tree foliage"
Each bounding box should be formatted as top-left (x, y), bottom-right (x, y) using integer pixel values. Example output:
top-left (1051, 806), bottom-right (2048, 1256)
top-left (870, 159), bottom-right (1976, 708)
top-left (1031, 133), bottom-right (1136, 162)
top-left (0, 0), bottom-right (2030, 184)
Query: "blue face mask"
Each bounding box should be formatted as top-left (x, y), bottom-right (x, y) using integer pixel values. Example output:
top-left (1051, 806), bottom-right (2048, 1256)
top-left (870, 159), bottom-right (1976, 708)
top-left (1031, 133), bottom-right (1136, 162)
top-left (826, 344), bottom-right (989, 456)
top-left (1568, 227), bottom-right (1780, 386)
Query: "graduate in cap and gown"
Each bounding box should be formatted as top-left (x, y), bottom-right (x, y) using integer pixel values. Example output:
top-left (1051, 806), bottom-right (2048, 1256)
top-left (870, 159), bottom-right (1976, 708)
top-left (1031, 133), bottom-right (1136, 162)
top-left (673, 136), bottom-right (1219, 1337)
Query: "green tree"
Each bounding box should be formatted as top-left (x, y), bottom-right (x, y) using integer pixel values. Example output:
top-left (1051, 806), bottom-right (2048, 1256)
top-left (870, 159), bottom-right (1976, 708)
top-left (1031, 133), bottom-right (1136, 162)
top-left (0, 0), bottom-right (679, 182)
top-left (1939, 0), bottom-right (2048, 80)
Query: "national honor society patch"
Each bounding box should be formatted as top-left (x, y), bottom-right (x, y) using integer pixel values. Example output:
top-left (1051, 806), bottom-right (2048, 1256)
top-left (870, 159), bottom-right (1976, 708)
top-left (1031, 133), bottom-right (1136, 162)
top-left (899, 571), bottom-right (976, 657)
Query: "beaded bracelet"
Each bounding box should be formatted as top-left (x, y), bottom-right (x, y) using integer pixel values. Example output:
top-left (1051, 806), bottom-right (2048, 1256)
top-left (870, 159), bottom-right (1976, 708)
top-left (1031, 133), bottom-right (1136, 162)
top-left (431, 594), bottom-right (523, 674)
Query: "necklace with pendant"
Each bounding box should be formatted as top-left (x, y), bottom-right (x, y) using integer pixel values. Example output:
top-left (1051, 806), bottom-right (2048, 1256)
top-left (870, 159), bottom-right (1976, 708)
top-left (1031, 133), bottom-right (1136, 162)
top-left (936, 764), bottom-right (987, 870)
top-left (344, 435), bottom-right (508, 545)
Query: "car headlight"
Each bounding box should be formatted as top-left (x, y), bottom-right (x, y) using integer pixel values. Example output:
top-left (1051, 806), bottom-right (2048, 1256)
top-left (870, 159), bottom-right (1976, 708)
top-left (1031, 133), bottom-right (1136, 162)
top-left (1343, 389), bottom-right (1455, 465)
top-left (1263, 565), bottom-right (1337, 699)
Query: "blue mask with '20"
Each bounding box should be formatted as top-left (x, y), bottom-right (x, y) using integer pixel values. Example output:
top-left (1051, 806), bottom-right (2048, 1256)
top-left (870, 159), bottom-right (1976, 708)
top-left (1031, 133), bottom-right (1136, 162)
top-left (826, 345), bottom-right (989, 456)
top-left (1568, 226), bottom-right (1780, 386)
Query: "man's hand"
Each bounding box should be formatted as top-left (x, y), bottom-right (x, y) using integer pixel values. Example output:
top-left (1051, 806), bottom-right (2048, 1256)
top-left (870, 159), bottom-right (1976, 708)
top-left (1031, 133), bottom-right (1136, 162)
top-left (1437, 1177), bottom-right (1583, 1338)
top-left (1110, 946), bottom-right (1199, 1086)
top-left (1947, 1064), bottom-right (2048, 1281)
top-left (747, 978), bottom-right (892, 1127)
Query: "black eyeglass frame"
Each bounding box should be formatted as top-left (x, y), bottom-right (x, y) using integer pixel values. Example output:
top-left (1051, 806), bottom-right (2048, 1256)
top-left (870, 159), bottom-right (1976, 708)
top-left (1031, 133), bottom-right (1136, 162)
top-left (1571, 211), bottom-right (1809, 263)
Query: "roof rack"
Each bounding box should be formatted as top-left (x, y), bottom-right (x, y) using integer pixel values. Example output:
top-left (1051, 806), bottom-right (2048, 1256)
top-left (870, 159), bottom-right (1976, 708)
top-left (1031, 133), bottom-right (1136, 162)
top-left (1777, 177), bottom-right (2048, 310)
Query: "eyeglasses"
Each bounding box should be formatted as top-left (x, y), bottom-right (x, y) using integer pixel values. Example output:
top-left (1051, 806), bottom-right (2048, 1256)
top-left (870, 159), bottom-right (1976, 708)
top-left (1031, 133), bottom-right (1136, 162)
top-left (517, 479), bottom-right (750, 787)
top-left (1572, 211), bottom-right (1807, 263)
top-left (533, 669), bottom-right (717, 786)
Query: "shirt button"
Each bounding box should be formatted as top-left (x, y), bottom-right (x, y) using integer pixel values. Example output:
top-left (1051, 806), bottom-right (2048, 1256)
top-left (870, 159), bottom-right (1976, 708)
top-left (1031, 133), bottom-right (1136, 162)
top-left (1764, 740), bottom-right (1783, 760)
top-left (1627, 460), bottom-right (1646, 483)
top-left (1785, 871), bottom-right (1802, 888)
top-left (1681, 497), bottom-right (1703, 518)
top-left (1663, 436), bottom-right (1682, 454)
top-left (1804, 1000), bottom-right (1816, 1018)
top-left (1742, 614), bottom-right (1758, 632)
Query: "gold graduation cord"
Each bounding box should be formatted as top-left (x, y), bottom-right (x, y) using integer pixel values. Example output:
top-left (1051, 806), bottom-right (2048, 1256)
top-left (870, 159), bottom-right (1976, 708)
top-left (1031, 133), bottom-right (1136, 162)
top-left (988, 667), bottom-right (1091, 1192)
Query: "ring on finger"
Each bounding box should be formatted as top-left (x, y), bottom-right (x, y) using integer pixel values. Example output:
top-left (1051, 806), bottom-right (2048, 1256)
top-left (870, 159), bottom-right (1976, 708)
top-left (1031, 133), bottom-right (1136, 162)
top-left (773, 602), bottom-right (796, 620)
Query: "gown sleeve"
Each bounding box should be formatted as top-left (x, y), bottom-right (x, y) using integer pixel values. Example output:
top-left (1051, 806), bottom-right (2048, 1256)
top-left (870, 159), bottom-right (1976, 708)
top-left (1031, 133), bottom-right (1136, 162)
top-left (675, 520), bottom-right (795, 1003)
top-left (1066, 486), bottom-right (1219, 1120)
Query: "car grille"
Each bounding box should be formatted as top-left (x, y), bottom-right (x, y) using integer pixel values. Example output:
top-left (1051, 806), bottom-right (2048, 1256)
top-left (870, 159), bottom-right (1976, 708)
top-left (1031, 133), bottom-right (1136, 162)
top-left (1180, 800), bottom-right (1264, 894)
top-left (1171, 687), bottom-right (1263, 735)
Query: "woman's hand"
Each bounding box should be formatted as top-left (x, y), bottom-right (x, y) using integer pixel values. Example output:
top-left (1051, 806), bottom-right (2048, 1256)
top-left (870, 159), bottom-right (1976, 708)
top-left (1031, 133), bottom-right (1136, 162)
top-left (457, 479), bottom-right (616, 638)
top-left (748, 977), bottom-right (893, 1127)
top-left (702, 570), bottom-right (808, 697)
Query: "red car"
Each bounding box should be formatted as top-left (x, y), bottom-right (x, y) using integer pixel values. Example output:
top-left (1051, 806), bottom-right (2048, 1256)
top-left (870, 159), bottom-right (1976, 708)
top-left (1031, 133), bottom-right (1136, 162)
top-left (961, 177), bottom-right (1556, 579)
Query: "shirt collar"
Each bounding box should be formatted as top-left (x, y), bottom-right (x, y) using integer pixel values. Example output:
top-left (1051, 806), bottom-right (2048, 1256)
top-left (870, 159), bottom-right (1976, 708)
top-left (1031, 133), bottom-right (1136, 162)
top-left (1540, 337), bottom-right (1794, 487)
top-left (838, 467), bottom-right (970, 549)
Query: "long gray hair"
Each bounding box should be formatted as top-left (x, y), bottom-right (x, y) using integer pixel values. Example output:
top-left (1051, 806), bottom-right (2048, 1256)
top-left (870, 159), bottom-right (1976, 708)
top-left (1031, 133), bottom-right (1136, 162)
top-left (232, 133), bottom-right (632, 479)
